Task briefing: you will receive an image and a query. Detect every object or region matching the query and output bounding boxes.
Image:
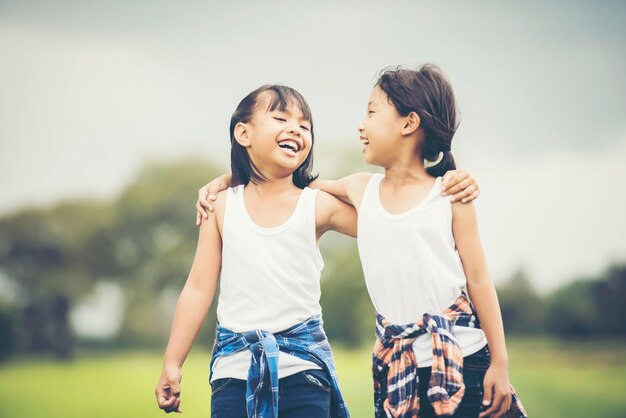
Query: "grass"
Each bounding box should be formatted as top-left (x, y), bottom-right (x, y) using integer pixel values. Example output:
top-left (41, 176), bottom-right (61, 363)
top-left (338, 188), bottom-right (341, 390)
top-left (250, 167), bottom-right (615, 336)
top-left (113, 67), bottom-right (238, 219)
top-left (1, 338), bottom-right (625, 417)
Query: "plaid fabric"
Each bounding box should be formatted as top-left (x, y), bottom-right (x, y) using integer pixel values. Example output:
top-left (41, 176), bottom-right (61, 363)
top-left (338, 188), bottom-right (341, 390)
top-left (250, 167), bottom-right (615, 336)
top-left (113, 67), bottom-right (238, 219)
top-left (210, 315), bottom-right (350, 418)
top-left (373, 293), bottom-right (528, 418)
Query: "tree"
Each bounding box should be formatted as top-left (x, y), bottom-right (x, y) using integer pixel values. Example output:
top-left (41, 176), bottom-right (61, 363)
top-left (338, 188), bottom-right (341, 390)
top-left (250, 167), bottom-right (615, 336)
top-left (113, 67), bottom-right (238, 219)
top-left (319, 234), bottom-right (374, 347)
top-left (0, 158), bottom-right (226, 357)
top-left (496, 269), bottom-right (544, 334)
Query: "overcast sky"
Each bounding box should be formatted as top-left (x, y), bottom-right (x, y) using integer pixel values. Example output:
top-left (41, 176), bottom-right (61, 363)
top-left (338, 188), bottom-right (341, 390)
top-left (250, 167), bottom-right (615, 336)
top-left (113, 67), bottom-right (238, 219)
top-left (1, 0), bottom-right (624, 292)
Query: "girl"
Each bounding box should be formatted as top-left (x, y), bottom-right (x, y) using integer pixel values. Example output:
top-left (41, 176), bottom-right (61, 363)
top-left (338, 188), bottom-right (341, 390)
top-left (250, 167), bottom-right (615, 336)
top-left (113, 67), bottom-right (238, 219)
top-left (155, 85), bottom-right (357, 418)
top-left (198, 65), bottom-right (526, 418)
top-left (319, 65), bottom-right (526, 418)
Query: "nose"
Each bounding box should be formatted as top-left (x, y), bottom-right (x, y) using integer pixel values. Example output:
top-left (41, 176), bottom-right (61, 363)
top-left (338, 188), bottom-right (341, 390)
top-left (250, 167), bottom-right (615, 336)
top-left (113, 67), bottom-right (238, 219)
top-left (357, 122), bottom-right (364, 134)
top-left (287, 124), bottom-right (302, 137)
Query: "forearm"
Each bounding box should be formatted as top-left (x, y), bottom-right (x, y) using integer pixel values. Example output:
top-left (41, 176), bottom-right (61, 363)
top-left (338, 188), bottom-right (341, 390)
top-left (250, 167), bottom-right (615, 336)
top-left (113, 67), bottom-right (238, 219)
top-left (163, 283), bottom-right (215, 368)
top-left (309, 179), bottom-right (352, 205)
top-left (467, 278), bottom-right (508, 365)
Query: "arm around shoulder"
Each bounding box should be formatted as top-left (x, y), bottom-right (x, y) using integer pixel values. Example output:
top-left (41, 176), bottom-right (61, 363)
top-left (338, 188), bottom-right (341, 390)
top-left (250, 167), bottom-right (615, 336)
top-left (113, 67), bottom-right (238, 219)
top-left (311, 172), bottom-right (371, 209)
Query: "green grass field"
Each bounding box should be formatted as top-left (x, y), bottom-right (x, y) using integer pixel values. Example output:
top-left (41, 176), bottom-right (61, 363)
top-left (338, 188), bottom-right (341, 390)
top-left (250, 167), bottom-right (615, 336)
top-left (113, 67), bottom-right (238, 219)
top-left (2, 338), bottom-right (625, 418)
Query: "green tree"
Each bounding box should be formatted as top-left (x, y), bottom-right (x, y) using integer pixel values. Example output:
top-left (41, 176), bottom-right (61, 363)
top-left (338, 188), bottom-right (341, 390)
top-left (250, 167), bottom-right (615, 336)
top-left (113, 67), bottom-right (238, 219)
top-left (319, 234), bottom-right (374, 347)
top-left (543, 264), bottom-right (626, 338)
top-left (0, 201), bottom-right (118, 357)
top-left (0, 158), bottom-right (226, 357)
top-left (496, 269), bottom-right (544, 334)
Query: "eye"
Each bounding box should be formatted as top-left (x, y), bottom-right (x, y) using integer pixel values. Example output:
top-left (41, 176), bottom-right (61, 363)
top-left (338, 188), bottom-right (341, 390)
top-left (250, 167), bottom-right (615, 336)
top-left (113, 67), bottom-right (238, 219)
top-left (273, 117), bottom-right (287, 122)
top-left (300, 125), bottom-right (311, 132)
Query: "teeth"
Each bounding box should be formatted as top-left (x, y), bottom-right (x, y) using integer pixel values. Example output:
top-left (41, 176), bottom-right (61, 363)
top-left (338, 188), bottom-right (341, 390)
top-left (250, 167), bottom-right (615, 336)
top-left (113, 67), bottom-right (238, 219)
top-left (361, 139), bottom-right (369, 145)
top-left (278, 140), bottom-right (300, 153)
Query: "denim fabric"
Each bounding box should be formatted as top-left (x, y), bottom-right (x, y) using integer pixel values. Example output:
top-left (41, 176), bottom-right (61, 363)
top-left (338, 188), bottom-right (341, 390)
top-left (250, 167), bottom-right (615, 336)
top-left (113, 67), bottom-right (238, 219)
top-left (417, 345), bottom-right (491, 418)
top-left (209, 315), bottom-right (348, 417)
top-left (211, 369), bottom-right (332, 418)
top-left (373, 292), bottom-right (527, 418)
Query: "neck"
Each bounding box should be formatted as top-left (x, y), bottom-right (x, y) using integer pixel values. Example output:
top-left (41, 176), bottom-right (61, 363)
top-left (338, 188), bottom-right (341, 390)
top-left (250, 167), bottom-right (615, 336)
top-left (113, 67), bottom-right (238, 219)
top-left (383, 153), bottom-right (430, 184)
top-left (381, 130), bottom-right (432, 183)
top-left (245, 175), bottom-right (298, 196)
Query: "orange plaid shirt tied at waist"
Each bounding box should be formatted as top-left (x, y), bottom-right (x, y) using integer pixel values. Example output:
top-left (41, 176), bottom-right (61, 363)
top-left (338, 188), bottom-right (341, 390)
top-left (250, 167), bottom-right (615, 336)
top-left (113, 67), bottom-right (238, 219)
top-left (372, 293), bottom-right (528, 418)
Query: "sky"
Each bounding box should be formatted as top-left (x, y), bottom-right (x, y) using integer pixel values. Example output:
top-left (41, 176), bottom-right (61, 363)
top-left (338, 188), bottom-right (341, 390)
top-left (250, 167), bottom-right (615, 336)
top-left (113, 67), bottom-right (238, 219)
top-left (1, 0), bottom-right (625, 293)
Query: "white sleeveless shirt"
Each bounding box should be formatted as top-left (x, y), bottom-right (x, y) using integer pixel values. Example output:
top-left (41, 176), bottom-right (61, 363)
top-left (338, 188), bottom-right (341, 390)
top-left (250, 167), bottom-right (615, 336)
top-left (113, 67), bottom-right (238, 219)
top-left (211, 185), bottom-right (323, 381)
top-left (357, 174), bottom-right (487, 367)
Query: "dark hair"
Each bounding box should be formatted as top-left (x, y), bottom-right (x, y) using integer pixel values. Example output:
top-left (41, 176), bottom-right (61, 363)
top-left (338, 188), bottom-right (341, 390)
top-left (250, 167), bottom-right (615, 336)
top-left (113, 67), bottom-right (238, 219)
top-left (376, 64), bottom-right (459, 177)
top-left (229, 84), bottom-right (318, 188)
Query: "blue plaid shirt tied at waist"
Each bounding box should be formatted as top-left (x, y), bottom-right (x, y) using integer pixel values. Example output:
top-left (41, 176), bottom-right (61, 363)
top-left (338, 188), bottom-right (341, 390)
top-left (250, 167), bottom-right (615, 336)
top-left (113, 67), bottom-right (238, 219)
top-left (372, 293), bottom-right (527, 418)
top-left (210, 315), bottom-right (350, 418)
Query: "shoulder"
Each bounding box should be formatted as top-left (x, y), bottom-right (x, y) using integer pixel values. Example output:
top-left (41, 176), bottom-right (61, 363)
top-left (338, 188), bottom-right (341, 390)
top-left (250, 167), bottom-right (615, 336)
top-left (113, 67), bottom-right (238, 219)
top-left (347, 172), bottom-right (374, 189)
top-left (213, 189), bottom-right (228, 212)
top-left (205, 189), bottom-right (229, 232)
top-left (346, 172), bottom-right (375, 209)
top-left (315, 189), bottom-right (343, 211)
top-left (314, 190), bottom-right (352, 219)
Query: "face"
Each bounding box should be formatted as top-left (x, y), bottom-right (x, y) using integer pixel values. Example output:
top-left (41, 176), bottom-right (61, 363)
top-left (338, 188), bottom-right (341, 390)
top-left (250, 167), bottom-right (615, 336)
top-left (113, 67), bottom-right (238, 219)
top-left (358, 86), bottom-right (406, 167)
top-left (240, 91), bottom-right (313, 179)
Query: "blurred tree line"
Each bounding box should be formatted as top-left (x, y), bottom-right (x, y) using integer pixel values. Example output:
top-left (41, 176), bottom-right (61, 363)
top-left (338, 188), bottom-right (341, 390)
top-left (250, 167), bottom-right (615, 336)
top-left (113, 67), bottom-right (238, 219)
top-left (0, 158), bottom-right (624, 361)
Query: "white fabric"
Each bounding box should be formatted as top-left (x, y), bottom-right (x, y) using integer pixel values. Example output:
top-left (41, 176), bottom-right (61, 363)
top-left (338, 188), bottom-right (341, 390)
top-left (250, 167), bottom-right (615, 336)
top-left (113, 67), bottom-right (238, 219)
top-left (357, 174), bottom-right (487, 367)
top-left (211, 185), bottom-right (324, 381)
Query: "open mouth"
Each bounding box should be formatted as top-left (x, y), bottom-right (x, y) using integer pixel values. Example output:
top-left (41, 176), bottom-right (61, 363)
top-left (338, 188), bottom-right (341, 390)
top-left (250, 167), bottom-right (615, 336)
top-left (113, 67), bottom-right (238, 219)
top-left (278, 139), bottom-right (302, 155)
top-left (360, 137), bottom-right (369, 145)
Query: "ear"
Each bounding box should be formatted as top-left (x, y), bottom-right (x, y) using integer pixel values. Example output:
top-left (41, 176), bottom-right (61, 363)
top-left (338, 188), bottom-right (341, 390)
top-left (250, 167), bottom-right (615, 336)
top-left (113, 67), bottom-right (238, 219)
top-left (234, 122), bottom-right (251, 147)
top-left (401, 112), bottom-right (421, 136)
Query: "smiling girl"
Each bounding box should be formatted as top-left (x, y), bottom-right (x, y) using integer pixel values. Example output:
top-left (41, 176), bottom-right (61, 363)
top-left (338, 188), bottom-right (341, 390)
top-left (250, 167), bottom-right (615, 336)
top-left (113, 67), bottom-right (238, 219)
top-left (155, 85), bottom-right (356, 418)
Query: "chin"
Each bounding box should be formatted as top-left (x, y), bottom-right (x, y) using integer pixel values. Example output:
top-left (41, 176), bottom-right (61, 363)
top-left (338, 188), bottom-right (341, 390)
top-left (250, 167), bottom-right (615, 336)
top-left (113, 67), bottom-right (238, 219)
top-left (363, 152), bottom-right (376, 165)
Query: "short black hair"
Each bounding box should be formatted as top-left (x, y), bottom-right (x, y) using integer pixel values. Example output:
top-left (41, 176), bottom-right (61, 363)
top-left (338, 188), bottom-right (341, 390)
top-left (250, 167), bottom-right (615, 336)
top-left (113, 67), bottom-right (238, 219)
top-left (229, 85), bottom-right (318, 188)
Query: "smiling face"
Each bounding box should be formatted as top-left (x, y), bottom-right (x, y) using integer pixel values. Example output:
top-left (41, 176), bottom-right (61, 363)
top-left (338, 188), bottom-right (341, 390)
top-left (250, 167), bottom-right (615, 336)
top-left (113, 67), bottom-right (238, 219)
top-left (357, 86), bottom-right (406, 167)
top-left (238, 91), bottom-right (313, 180)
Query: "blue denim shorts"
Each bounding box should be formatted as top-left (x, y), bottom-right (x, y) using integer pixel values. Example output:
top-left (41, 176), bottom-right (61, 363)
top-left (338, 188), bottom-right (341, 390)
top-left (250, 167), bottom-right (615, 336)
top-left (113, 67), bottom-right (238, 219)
top-left (210, 369), bottom-right (331, 418)
top-left (417, 345), bottom-right (491, 418)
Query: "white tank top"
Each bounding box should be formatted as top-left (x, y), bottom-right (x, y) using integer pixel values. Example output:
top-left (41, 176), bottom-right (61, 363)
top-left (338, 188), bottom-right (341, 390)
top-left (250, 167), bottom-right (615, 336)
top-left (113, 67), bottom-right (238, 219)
top-left (357, 174), bottom-right (487, 367)
top-left (211, 185), bottom-right (324, 381)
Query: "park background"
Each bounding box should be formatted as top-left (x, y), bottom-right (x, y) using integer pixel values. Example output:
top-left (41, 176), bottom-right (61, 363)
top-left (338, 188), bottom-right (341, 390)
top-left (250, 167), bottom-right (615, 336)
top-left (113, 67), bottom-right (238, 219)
top-left (0, 1), bottom-right (625, 417)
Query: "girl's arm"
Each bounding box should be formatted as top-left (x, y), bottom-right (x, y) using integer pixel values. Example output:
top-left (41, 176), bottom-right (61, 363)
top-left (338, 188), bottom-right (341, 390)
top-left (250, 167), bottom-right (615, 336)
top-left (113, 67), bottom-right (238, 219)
top-left (441, 169), bottom-right (481, 203)
top-left (315, 190), bottom-right (358, 239)
top-left (194, 172), bottom-right (370, 221)
top-left (196, 173), bottom-right (232, 225)
top-left (195, 170), bottom-right (479, 222)
top-left (155, 195), bottom-right (224, 413)
top-left (310, 172), bottom-right (372, 208)
top-left (451, 201), bottom-right (512, 418)
top-left (310, 169), bottom-right (479, 210)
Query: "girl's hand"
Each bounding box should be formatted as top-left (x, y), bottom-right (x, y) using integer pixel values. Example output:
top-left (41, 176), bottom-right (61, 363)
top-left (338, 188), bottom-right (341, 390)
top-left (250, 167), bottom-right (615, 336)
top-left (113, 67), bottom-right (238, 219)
top-left (196, 173), bottom-right (232, 225)
top-left (441, 170), bottom-right (480, 203)
top-left (479, 362), bottom-right (512, 418)
top-left (155, 364), bottom-right (183, 413)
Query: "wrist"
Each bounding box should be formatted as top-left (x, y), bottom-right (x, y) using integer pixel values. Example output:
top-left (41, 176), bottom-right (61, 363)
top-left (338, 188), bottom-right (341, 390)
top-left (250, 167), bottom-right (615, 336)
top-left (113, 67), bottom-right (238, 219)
top-left (489, 354), bottom-right (509, 367)
top-left (163, 357), bottom-right (183, 370)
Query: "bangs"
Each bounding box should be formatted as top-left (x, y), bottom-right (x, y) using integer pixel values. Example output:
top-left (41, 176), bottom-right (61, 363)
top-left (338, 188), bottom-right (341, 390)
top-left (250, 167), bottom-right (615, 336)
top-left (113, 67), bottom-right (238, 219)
top-left (263, 86), bottom-right (313, 125)
top-left (229, 83), bottom-right (317, 188)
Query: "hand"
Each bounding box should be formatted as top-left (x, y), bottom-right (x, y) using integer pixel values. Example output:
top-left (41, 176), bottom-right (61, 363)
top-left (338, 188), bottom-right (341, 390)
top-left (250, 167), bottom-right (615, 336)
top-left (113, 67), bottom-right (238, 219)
top-left (479, 363), bottom-right (512, 418)
top-left (441, 170), bottom-right (480, 203)
top-left (155, 364), bottom-right (183, 414)
top-left (196, 173), bottom-right (232, 225)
